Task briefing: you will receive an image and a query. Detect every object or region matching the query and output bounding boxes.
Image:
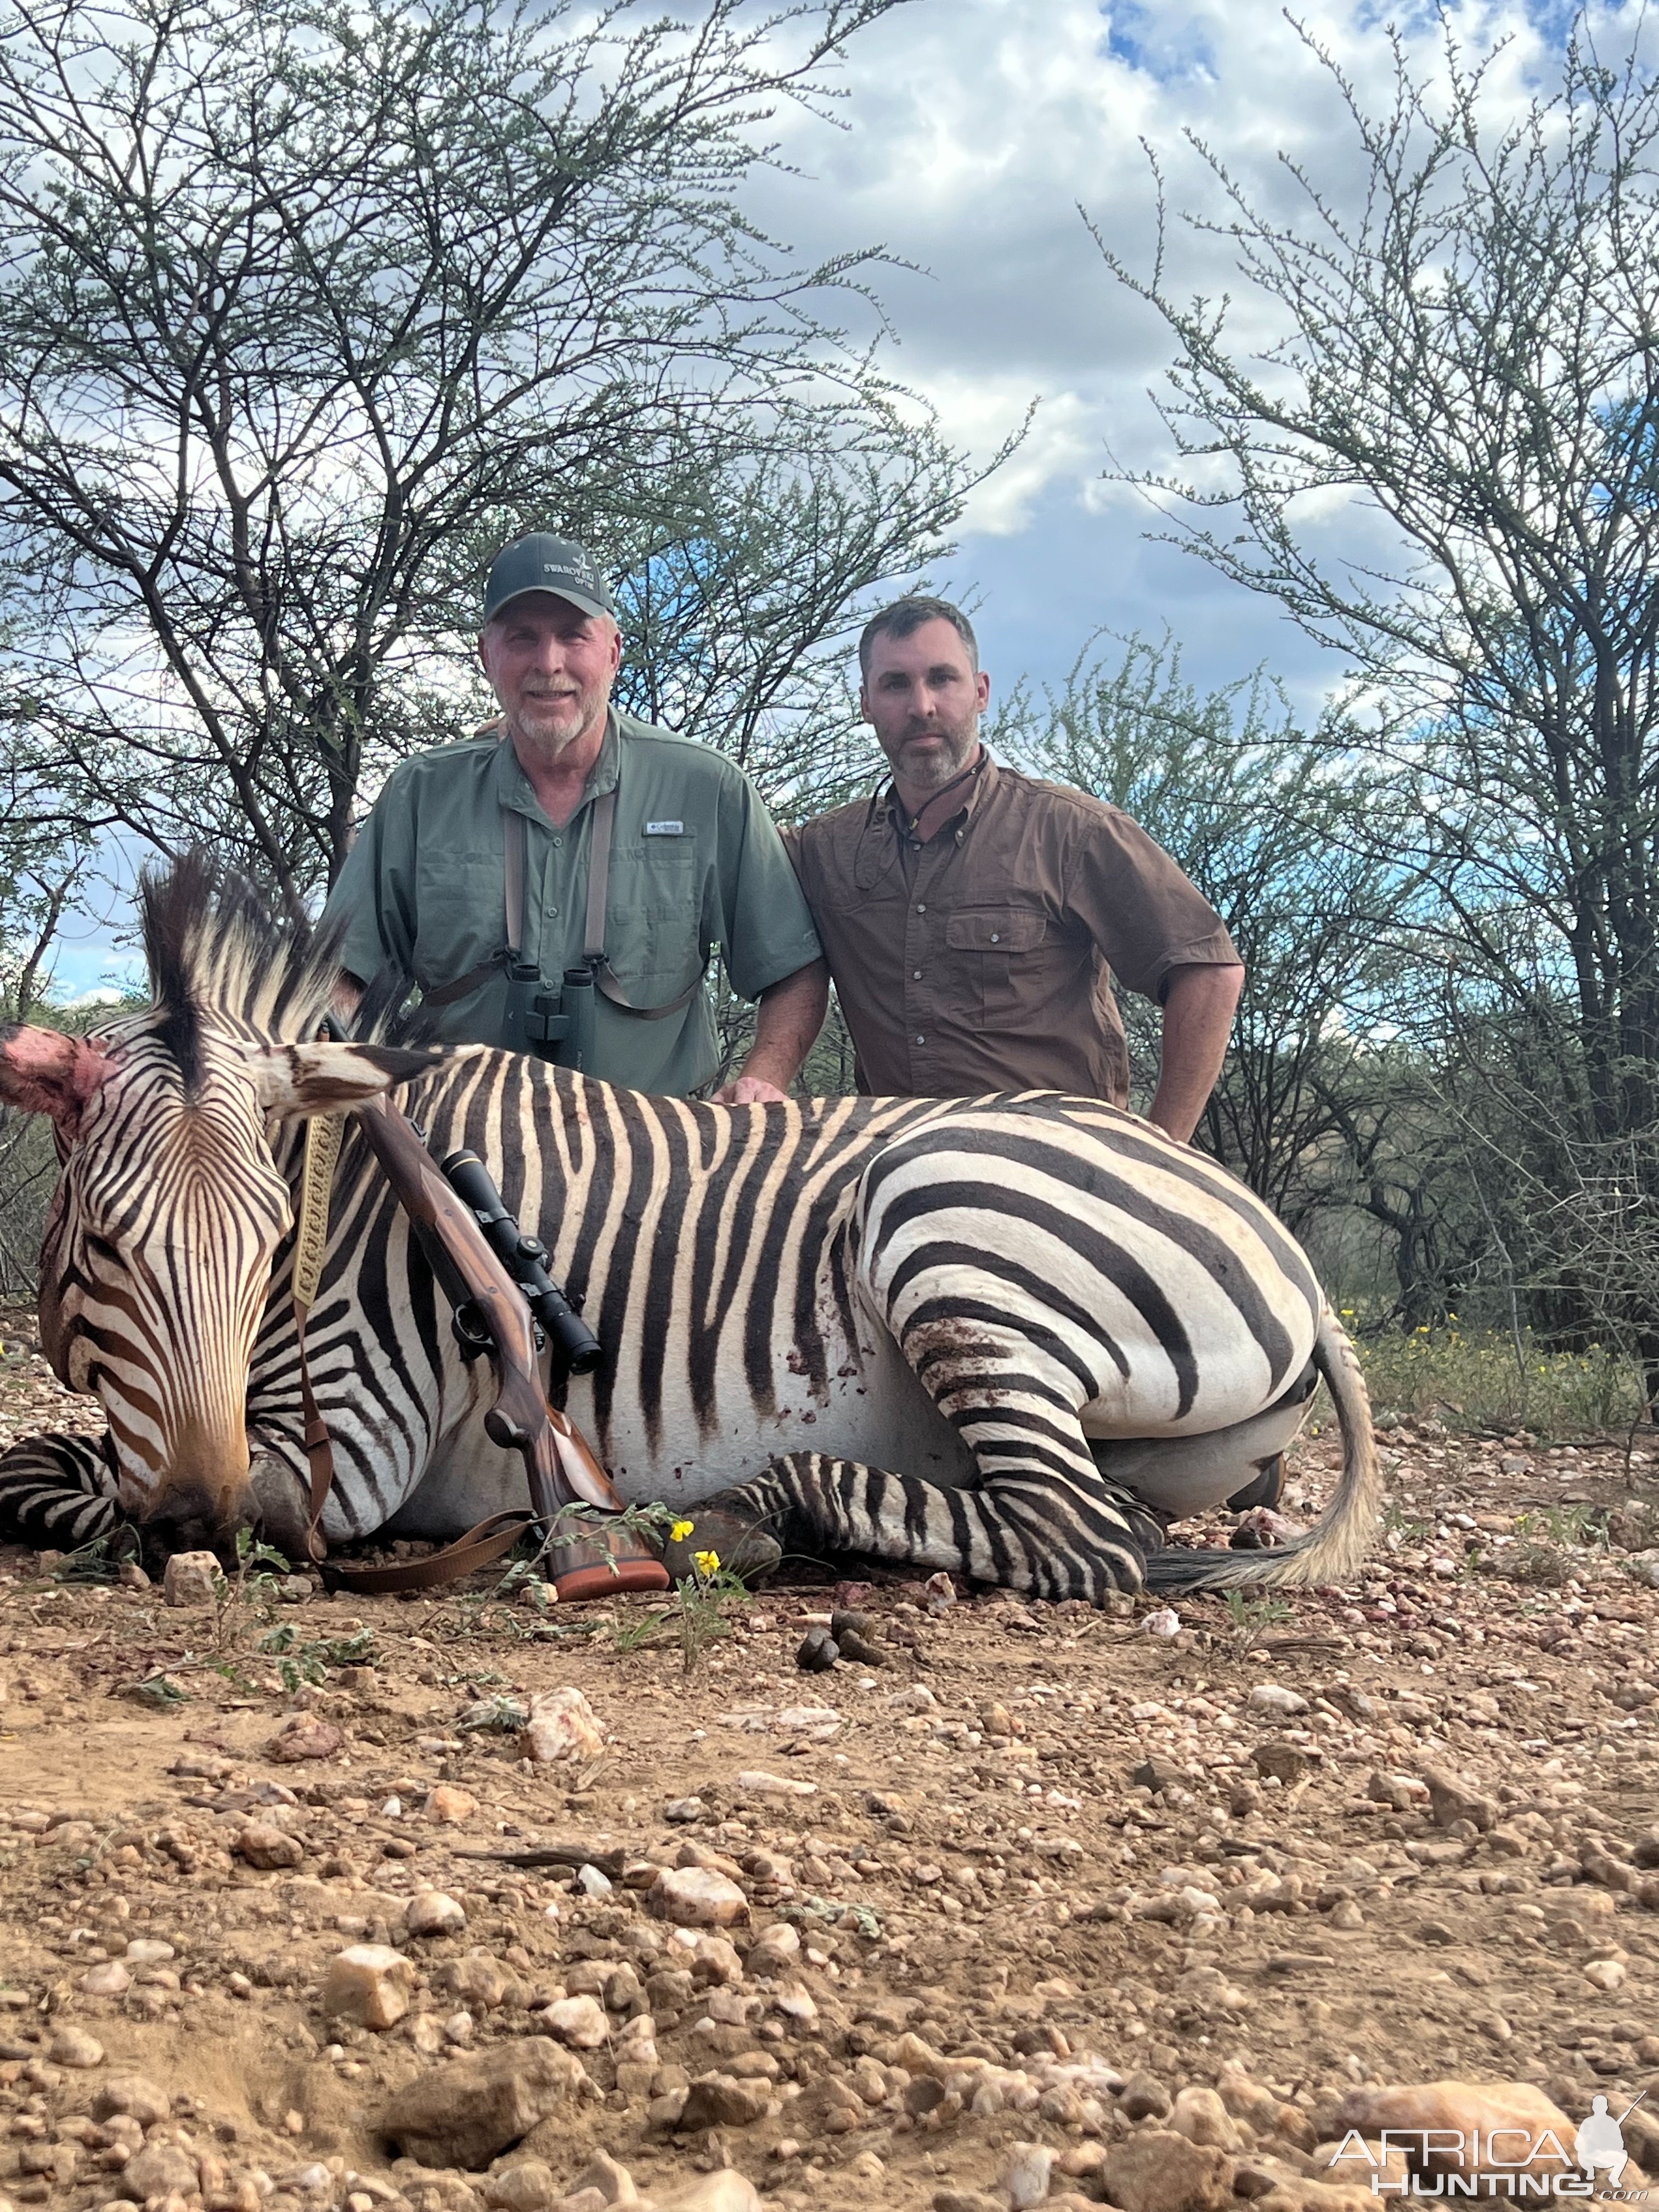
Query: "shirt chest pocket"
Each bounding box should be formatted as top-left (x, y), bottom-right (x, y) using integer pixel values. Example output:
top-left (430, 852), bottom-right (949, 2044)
top-left (411, 847), bottom-right (502, 986)
top-left (607, 838), bottom-right (705, 994)
top-left (943, 905), bottom-right (1050, 1019)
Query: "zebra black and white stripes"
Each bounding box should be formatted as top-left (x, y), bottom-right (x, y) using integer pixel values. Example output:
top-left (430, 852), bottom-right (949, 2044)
top-left (0, 856), bottom-right (1381, 1599)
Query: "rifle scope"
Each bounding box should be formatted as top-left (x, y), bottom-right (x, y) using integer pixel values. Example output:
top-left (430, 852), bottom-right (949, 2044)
top-left (441, 1148), bottom-right (602, 1380)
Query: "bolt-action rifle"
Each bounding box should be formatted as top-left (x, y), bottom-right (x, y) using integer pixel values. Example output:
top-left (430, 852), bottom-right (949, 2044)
top-left (312, 1028), bottom-right (668, 1603)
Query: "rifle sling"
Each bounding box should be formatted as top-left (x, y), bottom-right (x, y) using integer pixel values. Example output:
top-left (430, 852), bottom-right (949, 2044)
top-left (285, 1113), bottom-right (542, 1593)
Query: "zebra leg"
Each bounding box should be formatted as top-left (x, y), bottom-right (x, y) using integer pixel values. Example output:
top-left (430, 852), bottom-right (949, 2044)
top-left (0, 1432), bottom-right (128, 1553)
top-left (709, 1447), bottom-right (1163, 1603)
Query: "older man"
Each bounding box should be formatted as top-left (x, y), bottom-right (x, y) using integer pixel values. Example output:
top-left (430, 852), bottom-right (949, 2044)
top-left (324, 534), bottom-right (827, 1101)
top-left (785, 596), bottom-right (1243, 1138)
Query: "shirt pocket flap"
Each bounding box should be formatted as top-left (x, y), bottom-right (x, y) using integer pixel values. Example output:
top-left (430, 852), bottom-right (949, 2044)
top-left (945, 907), bottom-right (1047, 952)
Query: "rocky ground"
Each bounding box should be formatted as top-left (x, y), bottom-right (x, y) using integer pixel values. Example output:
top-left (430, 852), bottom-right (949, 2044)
top-left (3, 1308), bottom-right (1659, 2211)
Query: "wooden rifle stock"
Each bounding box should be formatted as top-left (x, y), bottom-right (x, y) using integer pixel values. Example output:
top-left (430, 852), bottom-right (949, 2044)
top-left (319, 1093), bottom-right (667, 1600)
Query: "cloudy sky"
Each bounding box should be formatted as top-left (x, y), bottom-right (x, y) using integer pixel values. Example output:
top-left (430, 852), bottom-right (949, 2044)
top-left (45, 0), bottom-right (1629, 994)
top-left (753, 0), bottom-right (1612, 704)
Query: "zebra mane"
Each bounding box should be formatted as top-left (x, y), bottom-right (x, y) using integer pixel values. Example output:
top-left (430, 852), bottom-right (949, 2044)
top-left (138, 850), bottom-right (342, 1085)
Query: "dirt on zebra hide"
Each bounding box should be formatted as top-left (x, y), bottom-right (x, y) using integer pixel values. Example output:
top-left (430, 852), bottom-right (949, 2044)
top-left (2, 1311), bottom-right (1659, 2208)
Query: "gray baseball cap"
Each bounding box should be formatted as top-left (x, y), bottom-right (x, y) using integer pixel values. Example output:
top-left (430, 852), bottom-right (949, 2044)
top-left (483, 534), bottom-right (617, 625)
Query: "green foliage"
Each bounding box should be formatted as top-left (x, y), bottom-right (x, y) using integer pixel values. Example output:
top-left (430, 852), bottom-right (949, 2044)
top-left (1503, 1505), bottom-right (1612, 1587)
top-left (1218, 1588), bottom-right (1292, 1655)
top-left (0, 0), bottom-right (983, 923)
top-left (997, 633), bottom-right (1415, 1235)
top-left (1353, 1323), bottom-right (1646, 1437)
top-left (256, 1622), bottom-right (377, 1692)
top-left (1097, 17), bottom-right (1659, 1375)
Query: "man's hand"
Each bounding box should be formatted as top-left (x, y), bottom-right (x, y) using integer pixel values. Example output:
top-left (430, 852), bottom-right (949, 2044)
top-left (714, 1074), bottom-right (791, 1105)
top-left (1147, 961), bottom-right (1244, 1143)
top-left (710, 957), bottom-right (829, 1105)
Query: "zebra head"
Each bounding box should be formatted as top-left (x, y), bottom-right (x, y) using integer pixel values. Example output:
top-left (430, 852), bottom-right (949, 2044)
top-left (0, 855), bottom-right (435, 1549)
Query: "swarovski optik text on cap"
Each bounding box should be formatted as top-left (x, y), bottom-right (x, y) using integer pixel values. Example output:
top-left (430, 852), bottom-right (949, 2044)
top-left (483, 534), bottom-right (617, 625)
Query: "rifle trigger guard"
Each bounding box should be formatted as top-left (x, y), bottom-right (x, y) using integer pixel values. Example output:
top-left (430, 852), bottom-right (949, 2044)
top-left (484, 1404), bottom-right (534, 1452)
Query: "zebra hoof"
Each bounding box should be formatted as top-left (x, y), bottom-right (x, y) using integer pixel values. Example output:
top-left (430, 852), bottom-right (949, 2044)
top-left (249, 1458), bottom-right (317, 1566)
top-left (1226, 1454), bottom-right (1285, 1514)
top-left (660, 1506), bottom-right (782, 1587)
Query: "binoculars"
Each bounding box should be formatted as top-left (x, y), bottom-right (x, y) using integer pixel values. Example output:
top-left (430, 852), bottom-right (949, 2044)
top-left (442, 1147), bottom-right (602, 1382)
top-left (503, 958), bottom-right (597, 1070)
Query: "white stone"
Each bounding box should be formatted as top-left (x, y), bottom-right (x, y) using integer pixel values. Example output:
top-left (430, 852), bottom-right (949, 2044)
top-left (482, 2162), bottom-right (560, 2212)
top-left (404, 1891), bottom-right (467, 1938)
top-left (769, 1979), bottom-right (817, 2022)
top-left (542, 1994), bottom-right (609, 2049)
top-left (773, 1706), bottom-right (840, 1733)
top-left (653, 1867), bottom-right (749, 1927)
top-left (162, 1550), bottom-right (220, 1608)
top-left (1003, 2142), bottom-right (1055, 2209)
top-left (735, 1770), bottom-right (816, 1799)
top-left (1247, 1684), bottom-right (1309, 1716)
top-left (123, 1938), bottom-right (176, 1963)
top-left (652, 2173), bottom-right (763, 2212)
top-left (577, 1863), bottom-right (613, 1897)
top-left (562, 2149), bottom-right (640, 2204)
top-left (747, 1923), bottom-right (800, 1971)
top-left (320, 1944), bottom-right (415, 2029)
top-left (48, 2027), bottom-right (103, 2068)
top-left (520, 1685), bottom-right (605, 1764)
top-left (1627, 1550), bottom-right (1659, 1590)
top-left (78, 1962), bottom-right (130, 1997)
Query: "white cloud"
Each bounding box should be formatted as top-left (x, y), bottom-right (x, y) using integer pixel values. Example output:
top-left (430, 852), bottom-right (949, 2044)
top-left (911, 377), bottom-right (1097, 535)
top-left (753, 0), bottom-right (1641, 687)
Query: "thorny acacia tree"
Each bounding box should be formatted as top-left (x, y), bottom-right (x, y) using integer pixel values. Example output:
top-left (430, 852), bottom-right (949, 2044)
top-left (0, 0), bottom-right (976, 927)
top-left (1098, 16), bottom-right (1659, 1375)
top-left (1003, 635), bottom-right (1414, 1231)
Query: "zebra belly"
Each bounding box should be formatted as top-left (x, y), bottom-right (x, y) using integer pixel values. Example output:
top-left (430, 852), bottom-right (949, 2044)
top-left (383, 1315), bottom-right (975, 1539)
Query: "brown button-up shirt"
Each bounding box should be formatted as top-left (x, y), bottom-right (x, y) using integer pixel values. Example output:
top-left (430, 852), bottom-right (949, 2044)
top-left (784, 755), bottom-right (1240, 1102)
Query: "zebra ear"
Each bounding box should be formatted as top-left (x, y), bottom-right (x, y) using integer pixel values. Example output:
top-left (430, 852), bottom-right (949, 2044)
top-left (0, 1024), bottom-right (111, 1134)
top-left (248, 1041), bottom-right (444, 1116)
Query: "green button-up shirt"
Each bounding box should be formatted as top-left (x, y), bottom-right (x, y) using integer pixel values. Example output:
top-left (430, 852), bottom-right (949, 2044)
top-left (321, 711), bottom-right (822, 1096)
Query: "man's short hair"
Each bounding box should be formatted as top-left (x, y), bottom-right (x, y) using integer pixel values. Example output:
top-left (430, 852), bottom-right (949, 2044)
top-left (857, 596), bottom-right (979, 676)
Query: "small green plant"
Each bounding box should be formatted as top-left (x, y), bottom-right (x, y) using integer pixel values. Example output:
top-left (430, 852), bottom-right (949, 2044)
top-left (1220, 1588), bottom-right (1293, 1654)
top-left (256, 1622), bottom-right (378, 1691)
top-left (1503, 1503), bottom-right (1610, 1585)
top-left (458, 1693), bottom-right (529, 1732)
top-left (1383, 1500), bottom-right (1432, 1545)
top-left (209, 1529), bottom-right (294, 1651)
top-left (674, 1551), bottom-right (749, 1674)
top-left (50, 1532), bottom-right (134, 1584)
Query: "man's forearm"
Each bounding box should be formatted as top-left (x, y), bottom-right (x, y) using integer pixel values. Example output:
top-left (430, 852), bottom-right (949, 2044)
top-left (736, 958), bottom-right (830, 1093)
top-left (1147, 962), bottom-right (1244, 1143)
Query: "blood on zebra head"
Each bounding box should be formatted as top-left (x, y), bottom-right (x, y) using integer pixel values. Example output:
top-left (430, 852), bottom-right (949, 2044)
top-left (0, 855), bottom-right (438, 1548)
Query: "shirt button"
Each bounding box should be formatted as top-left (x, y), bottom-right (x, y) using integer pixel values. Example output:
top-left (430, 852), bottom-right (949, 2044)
top-left (915, 1034), bottom-right (925, 1045)
top-left (548, 905), bottom-right (559, 917)
top-left (990, 932), bottom-right (1000, 943)
top-left (552, 836), bottom-right (562, 847)
top-left (913, 970), bottom-right (923, 980)
top-left (916, 902), bottom-right (926, 913)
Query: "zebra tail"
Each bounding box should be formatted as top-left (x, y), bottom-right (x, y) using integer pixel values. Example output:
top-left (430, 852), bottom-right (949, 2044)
top-left (1144, 1305), bottom-right (1381, 1594)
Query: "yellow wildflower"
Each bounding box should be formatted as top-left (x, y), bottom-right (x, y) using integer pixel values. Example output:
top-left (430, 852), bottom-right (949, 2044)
top-left (669, 1519), bottom-right (695, 1543)
top-left (693, 1549), bottom-right (721, 1578)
